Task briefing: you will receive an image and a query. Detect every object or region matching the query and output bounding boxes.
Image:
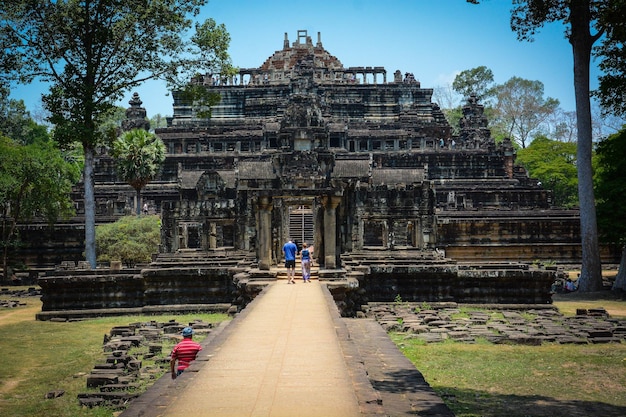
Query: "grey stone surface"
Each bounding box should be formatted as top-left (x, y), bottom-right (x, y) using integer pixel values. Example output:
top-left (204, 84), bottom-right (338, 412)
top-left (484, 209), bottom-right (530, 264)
top-left (368, 303), bottom-right (626, 345)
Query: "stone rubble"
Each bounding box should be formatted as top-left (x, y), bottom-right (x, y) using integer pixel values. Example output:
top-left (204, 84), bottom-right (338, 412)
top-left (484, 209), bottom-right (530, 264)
top-left (0, 287), bottom-right (40, 308)
top-left (77, 319), bottom-right (215, 410)
top-left (367, 303), bottom-right (626, 345)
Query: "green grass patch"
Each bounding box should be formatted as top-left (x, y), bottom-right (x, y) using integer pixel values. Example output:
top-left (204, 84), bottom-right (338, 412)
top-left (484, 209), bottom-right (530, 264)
top-left (391, 332), bottom-right (626, 417)
top-left (0, 300), bottom-right (229, 417)
top-left (448, 307), bottom-right (505, 321)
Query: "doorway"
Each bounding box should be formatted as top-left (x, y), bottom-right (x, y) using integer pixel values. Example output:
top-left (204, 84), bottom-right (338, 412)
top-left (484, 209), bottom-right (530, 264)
top-left (289, 205), bottom-right (314, 250)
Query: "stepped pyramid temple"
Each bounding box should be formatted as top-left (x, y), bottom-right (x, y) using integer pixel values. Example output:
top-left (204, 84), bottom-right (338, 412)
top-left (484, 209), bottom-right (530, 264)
top-left (24, 30), bottom-right (595, 319)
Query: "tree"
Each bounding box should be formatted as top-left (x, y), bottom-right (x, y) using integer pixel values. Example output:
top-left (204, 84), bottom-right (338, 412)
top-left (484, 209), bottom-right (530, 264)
top-left (595, 0), bottom-right (626, 118)
top-left (149, 114), bottom-right (169, 132)
top-left (497, 0), bottom-right (605, 292)
top-left (0, 1), bottom-right (232, 268)
top-left (96, 215), bottom-right (161, 268)
top-left (452, 66), bottom-right (496, 104)
top-left (0, 135), bottom-right (81, 280)
top-left (110, 129), bottom-right (166, 216)
top-left (594, 127), bottom-right (626, 291)
top-left (492, 76), bottom-right (559, 148)
top-left (516, 135), bottom-right (578, 208)
top-left (98, 106), bottom-right (127, 144)
top-left (545, 107), bottom-right (578, 143)
top-left (591, 102), bottom-right (626, 141)
top-left (0, 86), bottom-right (48, 145)
top-left (433, 84), bottom-right (464, 135)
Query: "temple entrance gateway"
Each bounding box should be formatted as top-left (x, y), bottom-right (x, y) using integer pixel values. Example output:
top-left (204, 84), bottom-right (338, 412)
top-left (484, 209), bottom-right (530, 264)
top-left (288, 205), bottom-right (314, 250)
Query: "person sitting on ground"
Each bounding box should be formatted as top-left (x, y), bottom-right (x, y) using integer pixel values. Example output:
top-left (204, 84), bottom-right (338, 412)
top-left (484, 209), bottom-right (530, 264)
top-left (170, 326), bottom-right (202, 379)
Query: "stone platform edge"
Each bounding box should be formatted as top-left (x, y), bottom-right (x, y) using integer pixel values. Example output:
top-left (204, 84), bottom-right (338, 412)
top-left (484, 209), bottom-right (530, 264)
top-left (35, 304), bottom-right (232, 321)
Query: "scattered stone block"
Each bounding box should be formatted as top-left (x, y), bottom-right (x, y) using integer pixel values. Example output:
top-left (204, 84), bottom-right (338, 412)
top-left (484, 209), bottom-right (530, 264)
top-left (44, 390), bottom-right (65, 399)
top-left (87, 374), bottom-right (119, 388)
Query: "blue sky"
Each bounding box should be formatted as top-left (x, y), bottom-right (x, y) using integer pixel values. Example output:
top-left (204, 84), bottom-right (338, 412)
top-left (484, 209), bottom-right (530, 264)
top-left (12, 0), bottom-right (599, 118)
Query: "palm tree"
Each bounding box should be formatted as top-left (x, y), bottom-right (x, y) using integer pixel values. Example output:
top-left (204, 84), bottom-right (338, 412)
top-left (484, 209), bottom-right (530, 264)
top-left (111, 129), bottom-right (166, 216)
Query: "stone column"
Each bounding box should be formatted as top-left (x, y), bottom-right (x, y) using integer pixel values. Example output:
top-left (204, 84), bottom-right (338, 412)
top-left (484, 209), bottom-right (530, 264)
top-left (209, 222), bottom-right (217, 249)
top-left (322, 195), bottom-right (341, 269)
top-left (258, 196), bottom-right (273, 270)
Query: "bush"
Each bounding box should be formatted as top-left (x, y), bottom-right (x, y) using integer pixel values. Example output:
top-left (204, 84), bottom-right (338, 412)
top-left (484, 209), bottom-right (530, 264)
top-left (96, 215), bottom-right (160, 267)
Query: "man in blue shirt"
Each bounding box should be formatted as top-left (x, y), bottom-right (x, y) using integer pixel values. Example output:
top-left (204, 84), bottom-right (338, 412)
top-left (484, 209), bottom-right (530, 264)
top-left (282, 239), bottom-right (297, 284)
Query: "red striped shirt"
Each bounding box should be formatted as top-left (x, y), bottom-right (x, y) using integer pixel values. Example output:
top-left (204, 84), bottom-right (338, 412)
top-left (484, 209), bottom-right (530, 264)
top-left (171, 338), bottom-right (202, 371)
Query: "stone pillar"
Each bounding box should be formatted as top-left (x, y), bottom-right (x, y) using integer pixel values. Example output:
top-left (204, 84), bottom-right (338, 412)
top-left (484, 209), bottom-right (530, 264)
top-left (322, 195), bottom-right (341, 269)
top-left (258, 196), bottom-right (273, 270)
top-left (209, 222), bottom-right (217, 249)
top-left (314, 202), bottom-right (324, 265)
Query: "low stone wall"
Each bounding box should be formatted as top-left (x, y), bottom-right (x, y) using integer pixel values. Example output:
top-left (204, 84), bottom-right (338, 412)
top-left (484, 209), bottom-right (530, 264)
top-left (36, 252), bottom-right (559, 320)
top-left (39, 270), bottom-right (144, 311)
top-left (142, 267), bottom-right (235, 306)
top-left (350, 261), bottom-right (555, 305)
top-left (362, 264), bottom-right (459, 303)
top-left (328, 254), bottom-right (558, 316)
top-left (36, 267), bottom-right (238, 320)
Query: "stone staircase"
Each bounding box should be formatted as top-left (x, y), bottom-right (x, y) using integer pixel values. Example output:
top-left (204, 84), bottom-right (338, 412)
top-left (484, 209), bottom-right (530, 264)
top-left (150, 248), bottom-right (257, 269)
top-left (273, 264), bottom-right (320, 281)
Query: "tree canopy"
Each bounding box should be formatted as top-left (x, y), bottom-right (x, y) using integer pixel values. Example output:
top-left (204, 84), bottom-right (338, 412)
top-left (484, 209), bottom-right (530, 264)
top-left (594, 127), bottom-right (626, 290)
top-left (516, 135), bottom-right (578, 208)
top-left (493, 77), bottom-right (559, 148)
top-left (452, 66), bottom-right (496, 104)
top-left (96, 215), bottom-right (161, 268)
top-left (111, 129), bottom-right (166, 216)
top-left (0, 0), bottom-right (232, 268)
top-left (0, 135), bottom-right (81, 279)
top-left (595, 0), bottom-right (626, 117)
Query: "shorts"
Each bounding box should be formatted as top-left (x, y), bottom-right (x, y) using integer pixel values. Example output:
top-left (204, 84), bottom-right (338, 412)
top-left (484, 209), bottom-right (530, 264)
top-left (285, 260), bottom-right (295, 269)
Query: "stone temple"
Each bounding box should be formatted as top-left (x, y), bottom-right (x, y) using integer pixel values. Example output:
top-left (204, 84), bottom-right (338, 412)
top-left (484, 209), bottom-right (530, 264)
top-left (23, 30), bottom-right (596, 318)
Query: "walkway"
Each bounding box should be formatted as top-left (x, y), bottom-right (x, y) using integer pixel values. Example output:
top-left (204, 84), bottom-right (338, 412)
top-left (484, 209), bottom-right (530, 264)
top-left (120, 280), bottom-right (453, 417)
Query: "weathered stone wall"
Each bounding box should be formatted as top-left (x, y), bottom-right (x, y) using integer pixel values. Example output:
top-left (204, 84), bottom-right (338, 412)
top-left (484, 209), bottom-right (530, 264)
top-left (142, 267), bottom-right (234, 306)
top-left (355, 265), bottom-right (553, 305)
top-left (39, 270), bottom-right (144, 311)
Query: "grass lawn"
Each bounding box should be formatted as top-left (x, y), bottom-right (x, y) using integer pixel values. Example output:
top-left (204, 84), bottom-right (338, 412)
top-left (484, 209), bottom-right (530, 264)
top-left (0, 291), bottom-right (229, 417)
top-left (390, 289), bottom-right (626, 417)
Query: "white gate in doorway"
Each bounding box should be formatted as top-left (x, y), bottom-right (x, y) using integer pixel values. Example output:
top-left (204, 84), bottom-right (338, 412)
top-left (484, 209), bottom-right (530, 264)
top-left (289, 205), bottom-right (314, 247)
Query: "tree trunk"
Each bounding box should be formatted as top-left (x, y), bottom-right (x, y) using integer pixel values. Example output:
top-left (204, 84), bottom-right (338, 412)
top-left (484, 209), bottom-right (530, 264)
top-left (612, 245), bottom-right (626, 291)
top-left (569, 1), bottom-right (603, 292)
top-left (2, 216), bottom-right (9, 281)
top-left (84, 146), bottom-right (97, 269)
top-left (136, 188), bottom-right (142, 216)
top-left (2, 218), bottom-right (17, 281)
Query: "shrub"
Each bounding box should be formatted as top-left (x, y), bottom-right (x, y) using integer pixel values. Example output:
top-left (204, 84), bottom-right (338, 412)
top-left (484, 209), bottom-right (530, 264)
top-left (96, 215), bottom-right (160, 267)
